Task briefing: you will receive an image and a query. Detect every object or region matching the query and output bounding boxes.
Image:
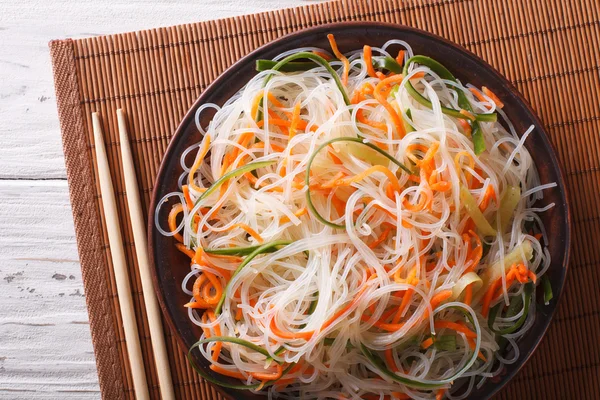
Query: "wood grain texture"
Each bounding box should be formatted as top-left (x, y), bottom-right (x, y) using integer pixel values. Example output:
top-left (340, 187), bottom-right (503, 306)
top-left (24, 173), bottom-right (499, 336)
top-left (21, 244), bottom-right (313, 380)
top-left (0, 1), bottom-right (313, 399)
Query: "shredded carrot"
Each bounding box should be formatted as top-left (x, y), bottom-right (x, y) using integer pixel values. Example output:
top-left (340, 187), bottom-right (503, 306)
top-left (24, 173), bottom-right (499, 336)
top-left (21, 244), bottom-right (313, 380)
top-left (436, 389), bottom-right (446, 400)
top-left (210, 364), bottom-right (246, 380)
top-left (459, 109), bottom-right (476, 121)
top-left (421, 337), bottom-right (435, 350)
top-left (434, 320), bottom-right (477, 338)
top-left (369, 227), bottom-right (392, 249)
top-left (409, 71), bottom-right (426, 80)
top-left (333, 165), bottom-right (402, 193)
top-left (175, 243), bottom-right (196, 259)
top-left (402, 191), bottom-right (429, 212)
top-left (482, 87), bottom-right (504, 108)
top-left (205, 310), bottom-right (223, 360)
top-left (182, 185), bottom-right (194, 210)
top-left (313, 50), bottom-right (332, 60)
top-left (224, 223), bottom-right (264, 243)
top-left (321, 274), bottom-right (376, 332)
top-left (168, 203), bottom-right (184, 242)
top-left (280, 208), bottom-right (308, 224)
top-left (468, 87), bottom-right (491, 110)
top-left (534, 233), bottom-right (543, 241)
top-left (188, 136), bottom-right (212, 194)
top-left (457, 118), bottom-right (472, 136)
top-left (249, 363), bottom-right (283, 381)
top-left (270, 318), bottom-right (314, 341)
top-left (395, 50), bottom-right (405, 65)
top-left (328, 145), bottom-right (344, 164)
top-left (384, 348), bottom-right (399, 372)
top-left (463, 284), bottom-right (473, 306)
top-left (327, 34), bottom-right (350, 86)
top-left (289, 102), bottom-right (302, 139)
top-left (482, 265), bottom-right (519, 317)
top-left (192, 274), bottom-right (208, 302)
top-left (374, 74), bottom-right (406, 137)
top-left (250, 91), bottom-right (264, 120)
top-left (479, 185), bottom-right (496, 211)
top-left (363, 45), bottom-right (377, 78)
top-left (466, 338), bottom-right (487, 362)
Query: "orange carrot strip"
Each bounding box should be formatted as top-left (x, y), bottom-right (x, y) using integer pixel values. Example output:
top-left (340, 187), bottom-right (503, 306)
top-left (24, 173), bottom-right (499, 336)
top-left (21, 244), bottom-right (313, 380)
top-left (436, 389), bottom-right (446, 400)
top-left (466, 338), bottom-right (487, 362)
top-left (434, 320), bottom-right (477, 338)
top-left (251, 91), bottom-right (264, 120)
top-left (395, 50), bottom-right (405, 65)
top-left (482, 87), bottom-right (504, 109)
top-left (327, 34), bottom-right (349, 86)
top-left (289, 102), bottom-right (302, 139)
top-left (335, 165), bottom-right (402, 193)
top-left (205, 310), bottom-right (223, 360)
top-left (374, 75), bottom-right (406, 138)
top-left (176, 243), bottom-right (196, 259)
top-left (363, 45), bottom-right (377, 78)
top-left (224, 223), bottom-right (264, 243)
top-left (368, 227), bottom-right (392, 249)
top-left (421, 337), bottom-right (434, 350)
top-left (313, 50), bottom-right (332, 60)
top-left (168, 203), bottom-right (184, 242)
top-left (182, 185), bottom-right (194, 210)
top-left (280, 208), bottom-right (308, 224)
top-left (188, 136), bottom-right (212, 193)
top-left (321, 275), bottom-right (376, 332)
top-left (270, 318), bottom-right (314, 341)
top-left (469, 87), bottom-right (487, 102)
top-left (210, 364), bottom-right (246, 380)
top-left (459, 109), bottom-right (476, 121)
top-left (250, 363), bottom-right (283, 381)
top-left (385, 348), bottom-right (399, 372)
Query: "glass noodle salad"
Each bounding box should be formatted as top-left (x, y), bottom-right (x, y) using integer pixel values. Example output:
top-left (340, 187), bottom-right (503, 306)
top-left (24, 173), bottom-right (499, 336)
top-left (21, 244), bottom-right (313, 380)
top-left (156, 34), bottom-right (556, 399)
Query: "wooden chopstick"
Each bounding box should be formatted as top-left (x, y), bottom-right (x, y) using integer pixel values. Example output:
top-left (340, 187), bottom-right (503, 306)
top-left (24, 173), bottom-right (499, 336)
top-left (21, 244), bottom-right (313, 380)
top-left (117, 109), bottom-right (175, 400)
top-left (91, 112), bottom-right (150, 400)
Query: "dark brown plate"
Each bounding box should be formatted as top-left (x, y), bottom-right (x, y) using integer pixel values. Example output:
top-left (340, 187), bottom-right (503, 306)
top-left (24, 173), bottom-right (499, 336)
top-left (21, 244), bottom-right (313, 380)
top-left (148, 22), bottom-right (570, 400)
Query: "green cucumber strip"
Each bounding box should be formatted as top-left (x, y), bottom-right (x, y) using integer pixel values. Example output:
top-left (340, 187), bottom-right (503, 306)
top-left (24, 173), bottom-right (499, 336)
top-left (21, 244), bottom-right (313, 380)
top-left (402, 55), bottom-right (497, 154)
top-left (488, 282), bottom-right (533, 335)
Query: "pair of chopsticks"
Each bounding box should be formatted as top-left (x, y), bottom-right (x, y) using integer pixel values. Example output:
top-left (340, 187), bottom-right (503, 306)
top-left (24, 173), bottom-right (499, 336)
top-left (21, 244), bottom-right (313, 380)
top-left (92, 110), bottom-right (175, 400)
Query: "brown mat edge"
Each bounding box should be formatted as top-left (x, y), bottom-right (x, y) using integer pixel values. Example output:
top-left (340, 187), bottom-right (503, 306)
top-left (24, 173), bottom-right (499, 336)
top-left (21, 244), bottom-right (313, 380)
top-left (49, 39), bottom-right (126, 400)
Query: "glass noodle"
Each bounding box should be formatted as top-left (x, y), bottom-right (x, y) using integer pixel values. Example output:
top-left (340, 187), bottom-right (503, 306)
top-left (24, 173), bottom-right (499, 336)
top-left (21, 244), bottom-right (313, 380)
top-left (156, 37), bottom-right (555, 399)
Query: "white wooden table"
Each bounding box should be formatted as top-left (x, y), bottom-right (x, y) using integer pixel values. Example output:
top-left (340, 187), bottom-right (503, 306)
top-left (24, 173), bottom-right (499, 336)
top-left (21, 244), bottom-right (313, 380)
top-left (0, 1), bottom-right (313, 398)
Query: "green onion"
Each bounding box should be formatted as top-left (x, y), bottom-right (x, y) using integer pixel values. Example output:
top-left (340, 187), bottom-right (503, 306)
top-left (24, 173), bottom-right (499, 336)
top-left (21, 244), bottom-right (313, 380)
top-left (215, 240), bottom-right (290, 314)
top-left (187, 340), bottom-right (295, 390)
top-left (260, 52), bottom-right (350, 111)
top-left (372, 56), bottom-right (403, 73)
top-left (402, 55), bottom-right (496, 154)
top-left (460, 186), bottom-right (497, 237)
top-left (488, 282), bottom-right (534, 335)
top-left (205, 245), bottom-right (278, 256)
top-left (306, 137), bottom-right (412, 229)
top-left (193, 160), bottom-right (276, 207)
top-left (361, 343), bottom-right (470, 389)
top-left (542, 275), bottom-right (553, 305)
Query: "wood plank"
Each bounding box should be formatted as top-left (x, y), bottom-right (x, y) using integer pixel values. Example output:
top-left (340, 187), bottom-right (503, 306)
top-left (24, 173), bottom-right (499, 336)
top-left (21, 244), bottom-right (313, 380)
top-left (0, 0), bottom-right (313, 180)
top-left (0, 180), bottom-right (99, 398)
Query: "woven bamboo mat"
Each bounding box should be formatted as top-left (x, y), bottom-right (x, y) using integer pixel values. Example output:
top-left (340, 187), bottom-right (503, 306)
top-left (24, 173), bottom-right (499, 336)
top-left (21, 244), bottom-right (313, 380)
top-left (49, 0), bottom-right (600, 399)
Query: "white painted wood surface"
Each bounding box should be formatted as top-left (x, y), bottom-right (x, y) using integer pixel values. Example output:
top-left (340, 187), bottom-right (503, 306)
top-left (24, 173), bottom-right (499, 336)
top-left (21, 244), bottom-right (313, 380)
top-left (0, 1), bottom-right (315, 398)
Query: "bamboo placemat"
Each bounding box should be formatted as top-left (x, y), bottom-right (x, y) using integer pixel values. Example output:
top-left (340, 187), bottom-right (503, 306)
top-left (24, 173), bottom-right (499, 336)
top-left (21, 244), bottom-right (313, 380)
top-left (49, 0), bottom-right (600, 399)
